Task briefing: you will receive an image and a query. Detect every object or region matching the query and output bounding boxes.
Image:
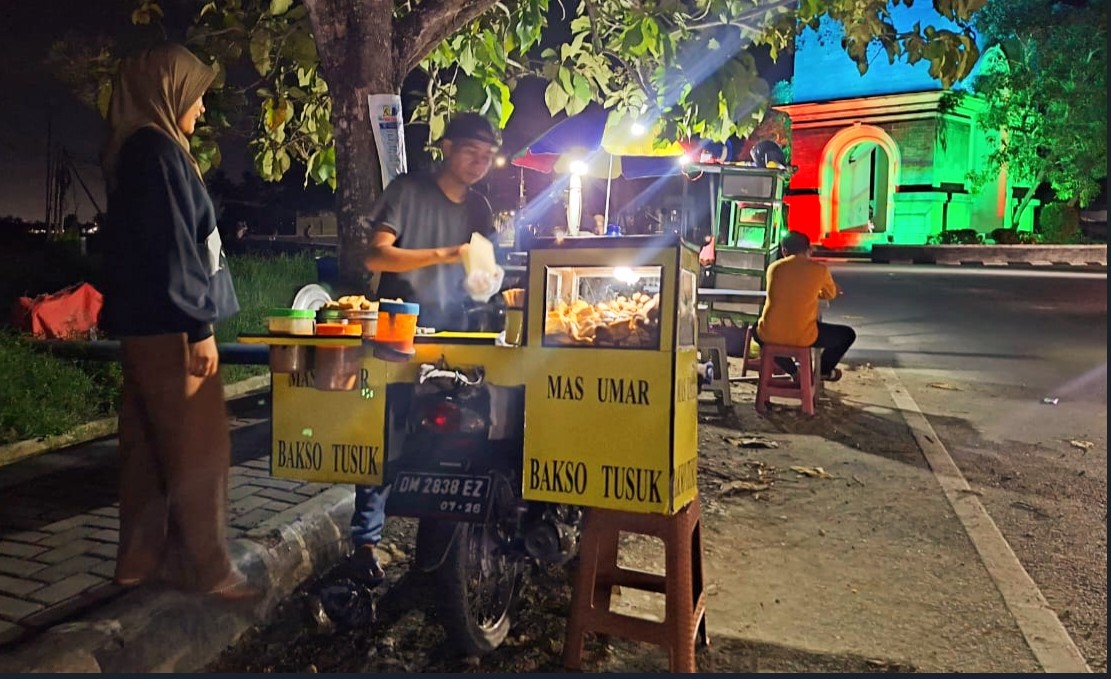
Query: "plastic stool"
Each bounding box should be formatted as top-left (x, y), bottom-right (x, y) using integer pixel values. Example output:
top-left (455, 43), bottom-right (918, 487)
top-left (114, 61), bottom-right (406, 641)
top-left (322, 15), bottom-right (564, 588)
top-left (563, 499), bottom-right (709, 673)
top-left (738, 324), bottom-right (763, 378)
top-left (755, 344), bottom-right (823, 416)
top-left (697, 332), bottom-right (731, 411)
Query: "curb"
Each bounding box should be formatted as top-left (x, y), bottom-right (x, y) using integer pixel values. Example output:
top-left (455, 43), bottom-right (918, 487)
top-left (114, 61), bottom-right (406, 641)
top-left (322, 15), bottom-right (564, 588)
top-left (0, 485), bottom-right (355, 673)
top-left (0, 375), bottom-right (272, 468)
top-left (870, 244), bottom-right (1107, 268)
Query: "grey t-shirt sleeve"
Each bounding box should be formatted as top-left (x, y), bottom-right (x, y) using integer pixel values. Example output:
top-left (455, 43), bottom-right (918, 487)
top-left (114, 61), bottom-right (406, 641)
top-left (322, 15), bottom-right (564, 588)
top-left (365, 177), bottom-right (408, 237)
top-left (468, 191), bottom-right (495, 237)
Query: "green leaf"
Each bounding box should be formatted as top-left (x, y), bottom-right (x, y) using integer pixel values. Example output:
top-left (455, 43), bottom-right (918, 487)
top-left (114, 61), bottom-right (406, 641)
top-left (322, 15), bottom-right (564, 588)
top-left (544, 80), bottom-right (571, 114)
top-left (572, 73), bottom-right (591, 104)
top-left (557, 66), bottom-right (572, 92)
top-left (269, 0), bottom-right (292, 16)
top-left (455, 75), bottom-right (487, 110)
top-left (283, 28), bottom-right (317, 65)
top-left (429, 114), bottom-right (447, 141)
top-left (249, 30), bottom-right (273, 76)
top-left (459, 42), bottom-right (477, 74)
top-left (96, 80), bottom-right (112, 118)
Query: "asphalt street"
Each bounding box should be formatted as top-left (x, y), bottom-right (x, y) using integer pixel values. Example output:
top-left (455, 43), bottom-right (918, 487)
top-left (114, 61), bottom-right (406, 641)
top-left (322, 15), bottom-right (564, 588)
top-left (822, 262), bottom-right (1106, 449)
top-left (820, 262), bottom-right (1108, 667)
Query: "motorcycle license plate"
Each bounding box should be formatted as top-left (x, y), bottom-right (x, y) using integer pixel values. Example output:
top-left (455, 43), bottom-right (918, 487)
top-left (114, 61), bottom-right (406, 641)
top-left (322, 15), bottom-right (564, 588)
top-left (387, 471), bottom-right (492, 522)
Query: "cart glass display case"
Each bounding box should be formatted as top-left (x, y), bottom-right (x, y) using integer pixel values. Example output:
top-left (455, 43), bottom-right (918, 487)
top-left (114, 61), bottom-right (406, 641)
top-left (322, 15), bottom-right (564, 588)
top-left (542, 264), bottom-right (663, 349)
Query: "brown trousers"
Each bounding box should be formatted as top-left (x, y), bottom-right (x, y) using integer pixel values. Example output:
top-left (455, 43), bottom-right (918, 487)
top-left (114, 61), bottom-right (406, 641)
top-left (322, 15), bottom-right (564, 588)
top-left (116, 333), bottom-right (234, 591)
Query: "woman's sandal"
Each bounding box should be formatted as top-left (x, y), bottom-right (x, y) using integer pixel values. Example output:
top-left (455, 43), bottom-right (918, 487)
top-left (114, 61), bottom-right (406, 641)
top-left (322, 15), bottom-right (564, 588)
top-left (823, 367), bottom-right (843, 382)
top-left (206, 571), bottom-right (263, 602)
top-left (114, 577), bottom-right (148, 588)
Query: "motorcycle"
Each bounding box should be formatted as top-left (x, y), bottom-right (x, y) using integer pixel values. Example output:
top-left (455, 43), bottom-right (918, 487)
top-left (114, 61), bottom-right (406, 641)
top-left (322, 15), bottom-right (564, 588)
top-left (383, 358), bottom-right (583, 656)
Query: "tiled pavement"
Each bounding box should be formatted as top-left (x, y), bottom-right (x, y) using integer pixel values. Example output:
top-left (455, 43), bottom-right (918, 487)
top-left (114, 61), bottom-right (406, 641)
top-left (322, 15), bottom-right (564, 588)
top-left (0, 393), bottom-right (331, 648)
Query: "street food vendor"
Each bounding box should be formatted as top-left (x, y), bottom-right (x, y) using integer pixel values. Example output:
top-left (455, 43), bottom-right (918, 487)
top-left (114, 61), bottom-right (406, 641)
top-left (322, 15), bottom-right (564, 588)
top-left (362, 112), bottom-right (500, 331)
top-left (348, 112), bottom-right (501, 583)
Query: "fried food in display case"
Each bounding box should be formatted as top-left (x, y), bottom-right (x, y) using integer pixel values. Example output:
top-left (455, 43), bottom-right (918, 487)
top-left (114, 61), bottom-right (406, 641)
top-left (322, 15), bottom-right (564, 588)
top-left (542, 265), bottom-right (662, 349)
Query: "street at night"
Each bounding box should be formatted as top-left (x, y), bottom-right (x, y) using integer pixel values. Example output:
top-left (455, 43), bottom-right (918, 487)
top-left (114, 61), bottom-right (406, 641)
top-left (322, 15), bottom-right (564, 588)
top-left (0, 0), bottom-right (1106, 674)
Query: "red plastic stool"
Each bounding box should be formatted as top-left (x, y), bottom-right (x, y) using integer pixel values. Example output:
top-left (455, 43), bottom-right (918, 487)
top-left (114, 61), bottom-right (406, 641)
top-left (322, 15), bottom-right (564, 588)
top-left (755, 344), bottom-right (823, 415)
top-left (563, 499), bottom-right (709, 673)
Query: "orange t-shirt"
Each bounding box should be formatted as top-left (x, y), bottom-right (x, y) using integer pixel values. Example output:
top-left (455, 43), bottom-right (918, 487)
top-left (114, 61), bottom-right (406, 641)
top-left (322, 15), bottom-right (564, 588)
top-left (756, 255), bottom-right (839, 347)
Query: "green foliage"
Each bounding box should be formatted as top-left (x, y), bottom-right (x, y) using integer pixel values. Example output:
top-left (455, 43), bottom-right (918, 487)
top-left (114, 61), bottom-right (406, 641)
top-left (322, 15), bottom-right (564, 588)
top-left (1037, 202), bottom-right (1083, 244)
top-left (217, 252), bottom-right (318, 383)
top-left (929, 228), bottom-right (984, 244)
top-left (71, 0), bottom-right (987, 189)
top-left (0, 253), bottom-right (318, 443)
top-left (964, 0), bottom-right (1107, 219)
top-left (0, 331), bottom-right (119, 444)
top-left (989, 227), bottom-right (1039, 245)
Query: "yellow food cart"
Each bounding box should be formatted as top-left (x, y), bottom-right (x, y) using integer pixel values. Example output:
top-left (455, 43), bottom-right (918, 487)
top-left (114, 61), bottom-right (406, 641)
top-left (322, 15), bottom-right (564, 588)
top-left (240, 233), bottom-right (701, 516)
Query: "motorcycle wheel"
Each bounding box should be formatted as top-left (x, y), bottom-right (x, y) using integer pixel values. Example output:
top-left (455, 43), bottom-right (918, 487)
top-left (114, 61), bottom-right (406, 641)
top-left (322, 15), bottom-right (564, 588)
top-left (432, 519), bottom-right (522, 656)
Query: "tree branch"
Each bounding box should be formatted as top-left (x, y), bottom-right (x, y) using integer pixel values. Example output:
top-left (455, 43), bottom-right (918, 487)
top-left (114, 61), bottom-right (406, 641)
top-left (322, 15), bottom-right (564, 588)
top-left (583, 0), bottom-right (603, 53)
top-left (395, 0), bottom-right (502, 76)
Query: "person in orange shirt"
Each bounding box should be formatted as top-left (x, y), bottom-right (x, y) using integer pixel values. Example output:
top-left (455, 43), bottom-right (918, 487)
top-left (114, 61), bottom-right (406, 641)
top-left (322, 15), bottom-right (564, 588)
top-left (754, 231), bottom-right (856, 381)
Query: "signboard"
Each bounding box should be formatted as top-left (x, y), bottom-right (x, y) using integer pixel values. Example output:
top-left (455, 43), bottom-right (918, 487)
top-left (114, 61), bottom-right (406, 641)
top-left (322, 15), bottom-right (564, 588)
top-left (270, 358), bottom-right (388, 485)
top-left (368, 94), bottom-right (407, 188)
top-left (523, 350), bottom-right (674, 513)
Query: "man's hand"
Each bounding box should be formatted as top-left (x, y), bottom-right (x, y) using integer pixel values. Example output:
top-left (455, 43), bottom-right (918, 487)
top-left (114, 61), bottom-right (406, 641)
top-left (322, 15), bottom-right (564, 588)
top-left (188, 335), bottom-right (219, 378)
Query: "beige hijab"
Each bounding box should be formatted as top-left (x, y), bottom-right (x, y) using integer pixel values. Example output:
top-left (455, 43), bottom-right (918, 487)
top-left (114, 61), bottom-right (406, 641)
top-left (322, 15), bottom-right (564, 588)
top-left (102, 43), bottom-right (215, 191)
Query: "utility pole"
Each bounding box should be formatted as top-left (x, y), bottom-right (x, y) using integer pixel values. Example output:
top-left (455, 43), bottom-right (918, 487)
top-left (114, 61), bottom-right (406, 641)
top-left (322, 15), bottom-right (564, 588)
top-left (44, 107), bottom-right (53, 232)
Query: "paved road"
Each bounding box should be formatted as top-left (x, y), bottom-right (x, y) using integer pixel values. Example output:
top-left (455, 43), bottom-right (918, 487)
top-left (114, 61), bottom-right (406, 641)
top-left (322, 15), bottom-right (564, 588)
top-left (821, 262), bottom-right (1108, 668)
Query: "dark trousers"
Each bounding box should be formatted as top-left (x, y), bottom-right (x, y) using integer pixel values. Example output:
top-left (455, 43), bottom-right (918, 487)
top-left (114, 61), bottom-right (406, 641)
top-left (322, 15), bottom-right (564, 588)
top-left (754, 323), bottom-right (856, 376)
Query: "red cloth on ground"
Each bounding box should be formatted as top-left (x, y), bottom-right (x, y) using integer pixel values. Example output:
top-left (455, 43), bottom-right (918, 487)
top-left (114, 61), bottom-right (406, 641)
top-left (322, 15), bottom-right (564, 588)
top-left (12, 282), bottom-right (103, 339)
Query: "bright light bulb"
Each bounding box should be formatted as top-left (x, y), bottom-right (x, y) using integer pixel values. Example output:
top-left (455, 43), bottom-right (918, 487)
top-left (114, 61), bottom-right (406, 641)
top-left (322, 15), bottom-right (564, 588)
top-left (630, 122), bottom-right (646, 136)
top-left (569, 160), bottom-right (589, 176)
top-left (494, 155), bottom-right (507, 168)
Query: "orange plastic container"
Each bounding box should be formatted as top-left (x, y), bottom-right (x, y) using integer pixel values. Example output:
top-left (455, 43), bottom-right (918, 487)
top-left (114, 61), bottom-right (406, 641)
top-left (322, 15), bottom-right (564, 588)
top-left (373, 301), bottom-right (420, 362)
top-left (316, 322), bottom-right (362, 337)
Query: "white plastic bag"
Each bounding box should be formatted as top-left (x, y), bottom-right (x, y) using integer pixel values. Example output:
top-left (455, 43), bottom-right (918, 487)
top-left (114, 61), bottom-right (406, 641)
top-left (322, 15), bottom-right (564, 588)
top-left (464, 266), bottom-right (505, 303)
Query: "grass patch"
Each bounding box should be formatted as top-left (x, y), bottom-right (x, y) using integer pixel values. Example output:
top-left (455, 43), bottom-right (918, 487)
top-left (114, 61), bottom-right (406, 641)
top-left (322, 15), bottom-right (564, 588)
top-left (0, 331), bottom-right (121, 443)
top-left (0, 252), bottom-right (319, 445)
top-left (218, 253), bottom-right (318, 384)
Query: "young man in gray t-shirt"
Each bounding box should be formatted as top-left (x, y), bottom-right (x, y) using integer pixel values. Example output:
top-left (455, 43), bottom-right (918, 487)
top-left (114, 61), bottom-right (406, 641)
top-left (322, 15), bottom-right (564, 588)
top-left (347, 113), bottom-right (499, 583)
top-left (360, 113), bottom-right (498, 330)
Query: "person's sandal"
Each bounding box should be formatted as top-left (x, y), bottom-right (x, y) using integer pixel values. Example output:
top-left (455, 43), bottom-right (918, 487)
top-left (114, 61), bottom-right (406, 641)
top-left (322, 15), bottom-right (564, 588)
top-left (114, 577), bottom-right (147, 588)
top-left (207, 571), bottom-right (263, 602)
top-left (822, 367), bottom-right (843, 382)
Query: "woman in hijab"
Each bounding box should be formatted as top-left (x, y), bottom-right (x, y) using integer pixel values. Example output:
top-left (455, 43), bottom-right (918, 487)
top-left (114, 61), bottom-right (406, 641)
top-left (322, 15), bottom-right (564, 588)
top-left (101, 42), bottom-right (255, 601)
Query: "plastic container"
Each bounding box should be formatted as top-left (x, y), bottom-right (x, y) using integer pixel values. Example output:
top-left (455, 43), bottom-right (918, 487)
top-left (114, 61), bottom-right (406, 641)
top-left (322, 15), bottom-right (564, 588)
top-left (267, 308), bottom-right (315, 335)
top-left (269, 345), bottom-right (310, 374)
top-left (373, 301), bottom-right (420, 362)
top-left (342, 306), bottom-right (379, 339)
top-left (316, 308), bottom-right (346, 324)
top-left (313, 323), bottom-right (363, 391)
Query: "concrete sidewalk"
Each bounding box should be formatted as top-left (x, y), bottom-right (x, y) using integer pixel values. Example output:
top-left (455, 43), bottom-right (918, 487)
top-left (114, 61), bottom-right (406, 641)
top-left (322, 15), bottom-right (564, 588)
top-left (0, 368), bottom-right (1079, 672)
top-left (0, 390), bottom-right (356, 672)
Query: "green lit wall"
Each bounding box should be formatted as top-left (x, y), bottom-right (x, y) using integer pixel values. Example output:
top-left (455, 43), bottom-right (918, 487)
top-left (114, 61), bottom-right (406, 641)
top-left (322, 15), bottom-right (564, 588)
top-left (780, 91), bottom-right (1033, 247)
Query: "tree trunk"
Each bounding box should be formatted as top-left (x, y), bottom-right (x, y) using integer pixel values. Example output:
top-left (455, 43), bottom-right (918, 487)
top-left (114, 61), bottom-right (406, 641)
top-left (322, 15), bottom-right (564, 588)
top-left (1012, 167), bottom-right (1047, 230)
top-left (304, 0), bottom-right (402, 292)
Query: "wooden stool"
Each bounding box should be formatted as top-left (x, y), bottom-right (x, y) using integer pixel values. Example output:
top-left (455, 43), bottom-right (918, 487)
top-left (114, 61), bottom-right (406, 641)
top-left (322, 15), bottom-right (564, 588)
top-left (755, 344), bottom-right (823, 416)
top-left (563, 499), bottom-right (709, 673)
top-left (697, 332), bottom-right (731, 410)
